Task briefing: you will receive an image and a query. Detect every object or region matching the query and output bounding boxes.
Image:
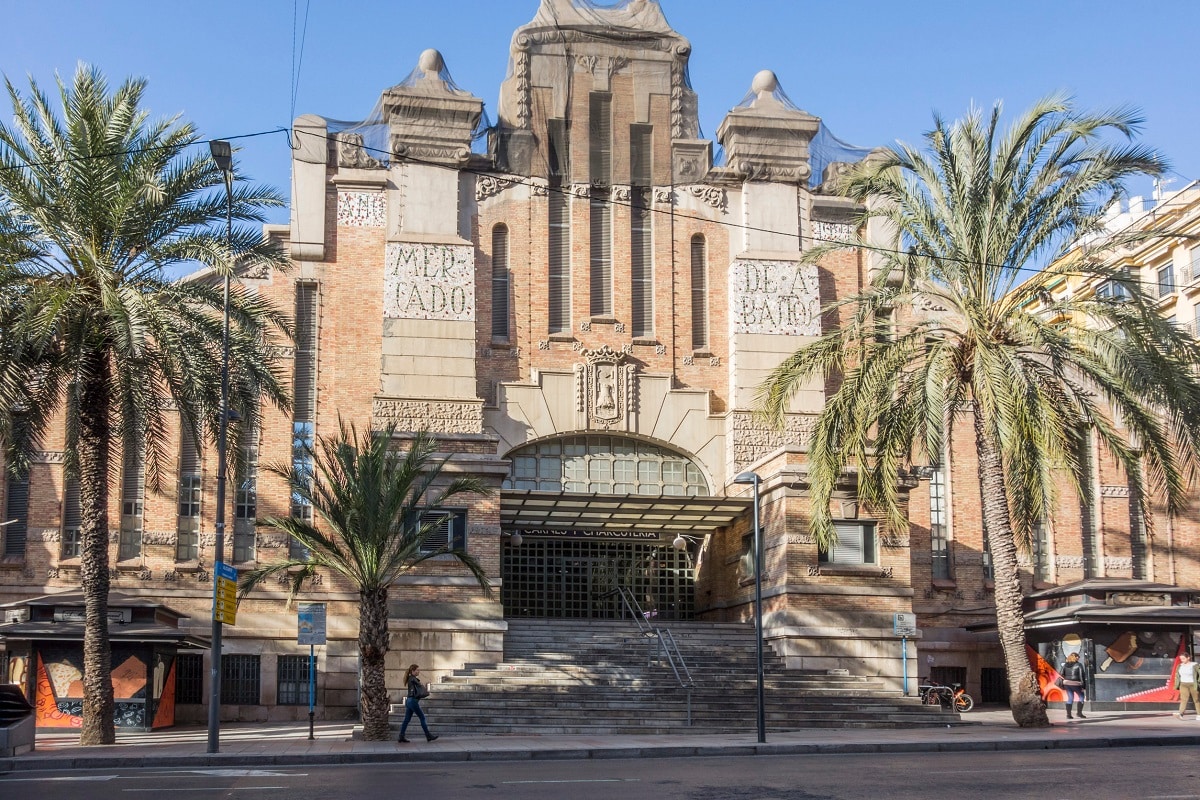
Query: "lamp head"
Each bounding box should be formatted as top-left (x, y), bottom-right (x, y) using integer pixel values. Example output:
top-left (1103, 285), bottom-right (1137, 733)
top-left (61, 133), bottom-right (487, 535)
top-left (508, 531), bottom-right (523, 547)
top-left (671, 534), bottom-right (687, 551)
top-left (209, 139), bottom-right (233, 174)
top-left (733, 471), bottom-right (760, 486)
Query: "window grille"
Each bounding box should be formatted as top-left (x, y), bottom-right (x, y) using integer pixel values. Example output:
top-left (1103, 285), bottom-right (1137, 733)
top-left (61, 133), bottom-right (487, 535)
top-left (819, 521), bottom-right (877, 565)
top-left (930, 468), bottom-right (950, 580)
top-left (548, 119), bottom-right (571, 334)
top-left (62, 477), bottom-right (81, 558)
top-left (588, 93), bottom-right (611, 183)
top-left (691, 235), bottom-right (708, 350)
top-left (277, 655), bottom-right (312, 705)
top-left (175, 654), bottom-right (204, 704)
top-left (234, 421), bottom-right (259, 563)
top-left (3, 472), bottom-right (29, 557)
top-left (220, 654), bottom-right (260, 705)
top-left (176, 420), bottom-right (201, 561)
top-left (630, 125), bottom-right (653, 338)
top-left (491, 225), bottom-right (510, 340)
top-left (119, 443), bottom-right (145, 560)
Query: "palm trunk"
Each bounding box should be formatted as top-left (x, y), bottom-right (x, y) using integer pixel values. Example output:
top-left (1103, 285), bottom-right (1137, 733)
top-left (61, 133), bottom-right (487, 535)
top-left (358, 587), bottom-right (391, 741)
top-left (973, 407), bottom-right (1049, 727)
top-left (78, 367), bottom-right (115, 745)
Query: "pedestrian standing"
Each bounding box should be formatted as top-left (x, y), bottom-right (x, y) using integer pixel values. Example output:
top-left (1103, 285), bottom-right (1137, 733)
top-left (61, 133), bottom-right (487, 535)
top-left (1058, 652), bottom-right (1087, 720)
top-left (1174, 652), bottom-right (1199, 719)
top-left (397, 664), bottom-right (439, 742)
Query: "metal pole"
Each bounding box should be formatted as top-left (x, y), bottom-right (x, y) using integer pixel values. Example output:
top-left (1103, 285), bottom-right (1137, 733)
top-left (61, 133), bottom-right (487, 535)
top-left (753, 475), bottom-right (765, 744)
top-left (206, 163), bottom-right (234, 755)
top-left (902, 636), bottom-right (909, 696)
top-left (314, 642), bottom-right (319, 743)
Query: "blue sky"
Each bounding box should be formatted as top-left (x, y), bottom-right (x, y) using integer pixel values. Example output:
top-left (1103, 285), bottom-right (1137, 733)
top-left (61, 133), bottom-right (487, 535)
top-left (3, 0), bottom-right (1198, 227)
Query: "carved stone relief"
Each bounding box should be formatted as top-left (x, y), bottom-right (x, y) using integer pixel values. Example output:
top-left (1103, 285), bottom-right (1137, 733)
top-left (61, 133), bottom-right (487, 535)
top-left (476, 174), bottom-right (517, 202)
top-left (730, 260), bottom-right (821, 336)
top-left (1100, 485), bottom-right (1131, 498)
top-left (372, 398), bottom-right (484, 434)
top-left (811, 220), bottom-right (855, 246)
top-left (653, 187), bottom-right (675, 204)
top-left (729, 412), bottom-right (816, 472)
top-left (335, 132), bottom-right (384, 169)
top-left (574, 346), bottom-right (635, 431)
top-left (384, 243), bottom-right (475, 321)
top-left (683, 185), bottom-right (726, 211)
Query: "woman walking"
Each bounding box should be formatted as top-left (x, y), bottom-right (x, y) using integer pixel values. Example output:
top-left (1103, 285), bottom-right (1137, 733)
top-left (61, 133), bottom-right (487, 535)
top-left (1059, 652), bottom-right (1086, 720)
top-left (398, 664), bottom-right (439, 743)
top-left (1174, 651), bottom-right (1199, 719)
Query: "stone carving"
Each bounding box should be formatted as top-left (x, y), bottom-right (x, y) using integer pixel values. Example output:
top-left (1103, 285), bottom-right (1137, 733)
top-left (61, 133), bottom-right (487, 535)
top-left (537, 341), bottom-right (550, 351)
top-left (815, 161), bottom-right (853, 195)
top-left (371, 398), bottom-right (484, 434)
top-left (269, 345), bottom-right (296, 359)
top-left (729, 412), bottom-right (817, 471)
top-left (1055, 555), bottom-right (1086, 569)
top-left (683, 185), bottom-right (726, 211)
top-left (240, 261), bottom-right (271, 280)
top-left (32, 451), bottom-right (66, 464)
top-left (682, 356), bottom-right (694, 366)
top-left (258, 534), bottom-right (290, 550)
top-left (709, 356), bottom-right (721, 366)
top-left (47, 567), bottom-right (60, 579)
top-left (575, 346), bottom-right (634, 431)
top-left (811, 221), bottom-right (855, 247)
top-left (389, 139), bottom-right (473, 165)
top-left (1100, 485), bottom-right (1131, 498)
top-left (335, 132), bottom-right (384, 169)
top-left (136, 569), bottom-right (153, 581)
top-left (1104, 557), bottom-right (1134, 570)
top-left (530, 178), bottom-right (549, 197)
top-left (568, 183), bottom-right (592, 199)
top-left (611, 185), bottom-right (631, 203)
top-left (337, 191), bottom-right (386, 228)
top-left (196, 568), bottom-right (210, 582)
top-left (614, 322), bottom-right (626, 333)
top-left (788, 534), bottom-right (817, 545)
top-left (164, 570), bottom-right (179, 582)
top-left (806, 565), bottom-right (821, 577)
top-left (385, 243), bottom-right (475, 322)
top-left (879, 534), bottom-right (910, 549)
top-left (653, 187), bottom-right (675, 204)
top-left (580, 321), bottom-right (592, 332)
top-left (730, 259), bottom-right (821, 336)
top-left (475, 174), bottom-right (516, 202)
top-left (141, 531), bottom-right (174, 546)
top-left (26, 529), bottom-right (60, 542)
top-left (656, 345), bottom-right (667, 356)
top-left (911, 294), bottom-right (949, 314)
top-left (513, 48), bottom-right (531, 129)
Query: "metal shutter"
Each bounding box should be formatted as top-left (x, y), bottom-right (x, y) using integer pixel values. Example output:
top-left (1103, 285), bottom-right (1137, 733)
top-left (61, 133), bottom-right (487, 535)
top-left (491, 225), bottom-right (510, 340)
top-left (293, 283), bottom-right (319, 422)
top-left (831, 522), bottom-right (866, 564)
top-left (690, 235), bottom-right (708, 349)
top-left (3, 476), bottom-right (28, 557)
top-left (549, 190), bottom-right (571, 334)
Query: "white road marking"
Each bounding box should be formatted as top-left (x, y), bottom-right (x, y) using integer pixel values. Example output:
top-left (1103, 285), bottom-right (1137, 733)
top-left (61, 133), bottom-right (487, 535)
top-left (0, 776), bottom-right (117, 782)
top-left (159, 770), bottom-right (303, 777)
top-left (122, 788), bottom-right (286, 792)
top-left (501, 779), bottom-right (640, 784)
top-left (924, 767), bottom-right (1080, 774)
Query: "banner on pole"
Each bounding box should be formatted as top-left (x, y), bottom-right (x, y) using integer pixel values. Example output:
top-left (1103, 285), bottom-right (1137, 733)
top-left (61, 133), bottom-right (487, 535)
top-left (298, 603), bottom-right (327, 645)
top-left (212, 562), bottom-right (237, 625)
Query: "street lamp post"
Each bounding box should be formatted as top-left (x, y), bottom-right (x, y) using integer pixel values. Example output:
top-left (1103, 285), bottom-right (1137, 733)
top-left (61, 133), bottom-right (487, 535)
top-left (207, 139), bottom-right (234, 755)
top-left (733, 470), bottom-right (766, 744)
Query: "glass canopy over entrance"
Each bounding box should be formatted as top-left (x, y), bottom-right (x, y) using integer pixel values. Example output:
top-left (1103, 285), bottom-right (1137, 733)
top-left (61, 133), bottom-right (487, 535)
top-left (498, 435), bottom-right (749, 619)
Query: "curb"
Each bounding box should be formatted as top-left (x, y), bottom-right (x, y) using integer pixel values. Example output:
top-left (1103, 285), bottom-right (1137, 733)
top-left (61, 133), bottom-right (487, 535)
top-left (3, 733), bottom-right (1200, 772)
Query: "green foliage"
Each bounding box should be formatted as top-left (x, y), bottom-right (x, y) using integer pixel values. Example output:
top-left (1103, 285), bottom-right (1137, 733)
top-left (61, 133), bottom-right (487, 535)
top-left (757, 94), bottom-right (1200, 553)
top-left (239, 422), bottom-right (493, 602)
top-left (0, 64), bottom-right (290, 479)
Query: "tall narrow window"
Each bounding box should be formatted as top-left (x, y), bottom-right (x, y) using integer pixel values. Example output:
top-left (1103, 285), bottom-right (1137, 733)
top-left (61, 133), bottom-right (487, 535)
top-left (119, 442), bottom-right (145, 561)
top-left (176, 420), bottom-right (201, 561)
top-left (1190, 245), bottom-right (1200, 285)
top-left (982, 531), bottom-right (994, 581)
top-left (291, 283), bottom-right (319, 561)
top-left (491, 225), bottom-right (510, 341)
top-left (547, 119), bottom-right (571, 334)
top-left (1158, 263), bottom-right (1176, 298)
top-left (930, 467), bottom-right (950, 580)
top-left (62, 476), bottom-right (81, 558)
top-left (1033, 519), bottom-right (1051, 583)
top-left (589, 93), bottom-right (612, 317)
top-left (630, 124), bottom-right (653, 338)
top-left (3, 470), bottom-right (28, 558)
top-left (691, 235), bottom-right (708, 350)
top-left (233, 420), bottom-right (259, 563)
top-left (1078, 433), bottom-right (1099, 578)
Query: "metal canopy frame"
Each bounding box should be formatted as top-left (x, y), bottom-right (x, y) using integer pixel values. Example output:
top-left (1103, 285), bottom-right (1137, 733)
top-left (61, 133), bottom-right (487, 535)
top-left (500, 490), bottom-right (751, 533)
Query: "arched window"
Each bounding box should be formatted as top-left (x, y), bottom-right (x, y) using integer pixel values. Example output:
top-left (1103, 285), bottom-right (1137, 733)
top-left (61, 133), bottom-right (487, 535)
top-left (491, 224), bottom-right (510, 340)
top-left (504, 435), bottom-right (709, 496)
top-left (691, 234), bottom-right (708, 350)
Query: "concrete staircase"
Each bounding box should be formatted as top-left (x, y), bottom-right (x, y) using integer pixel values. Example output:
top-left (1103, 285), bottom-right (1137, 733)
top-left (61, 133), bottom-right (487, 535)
top-left (389, 619), bottom-right (960, 734)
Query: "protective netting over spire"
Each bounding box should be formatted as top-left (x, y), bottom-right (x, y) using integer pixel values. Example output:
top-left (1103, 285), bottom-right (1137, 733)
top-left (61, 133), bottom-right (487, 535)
top-left (323, 50), bottom-right (493, 168)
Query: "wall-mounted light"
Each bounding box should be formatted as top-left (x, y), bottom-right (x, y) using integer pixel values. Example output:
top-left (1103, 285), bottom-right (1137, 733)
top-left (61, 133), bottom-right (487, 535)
top-left (505, 531), bottom-right (523, 547)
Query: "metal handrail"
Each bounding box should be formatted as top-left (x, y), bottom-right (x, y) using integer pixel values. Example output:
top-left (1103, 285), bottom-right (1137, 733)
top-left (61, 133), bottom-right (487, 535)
top-left (604, 585), bottom-right (695, 725)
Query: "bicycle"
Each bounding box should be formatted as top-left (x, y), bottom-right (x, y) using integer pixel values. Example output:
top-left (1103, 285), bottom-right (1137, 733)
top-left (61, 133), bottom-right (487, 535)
top-left (917, 679), bottom-right (974, 712)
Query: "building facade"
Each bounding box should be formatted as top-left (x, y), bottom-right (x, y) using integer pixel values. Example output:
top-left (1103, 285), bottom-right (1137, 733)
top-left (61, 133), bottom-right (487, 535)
top-left (4, 0), bottom-right (1200, 724)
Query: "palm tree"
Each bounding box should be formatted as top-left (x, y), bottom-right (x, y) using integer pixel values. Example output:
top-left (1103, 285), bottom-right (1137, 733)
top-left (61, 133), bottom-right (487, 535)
top-left (757, 95), bottom-right (1200, 727)
top-left (0, 65), bottom-right (289, 744)
top-left (239, 422), bottom-right (492, 741)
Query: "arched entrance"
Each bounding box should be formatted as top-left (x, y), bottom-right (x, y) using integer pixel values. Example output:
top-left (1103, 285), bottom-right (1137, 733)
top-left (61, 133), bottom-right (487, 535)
top-left (498, 435), bottom-right (747, 619)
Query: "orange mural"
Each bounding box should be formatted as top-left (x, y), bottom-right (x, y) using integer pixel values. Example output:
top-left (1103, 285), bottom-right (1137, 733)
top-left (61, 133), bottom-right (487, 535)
top-left (1027, 645), bottom-right (1066, 703)
top-left (34, 654), bottom-right (82, 728)
top-left (112, 655), bottom-right (147, 699)
top-left (151, 660), bottom-right (176, 729)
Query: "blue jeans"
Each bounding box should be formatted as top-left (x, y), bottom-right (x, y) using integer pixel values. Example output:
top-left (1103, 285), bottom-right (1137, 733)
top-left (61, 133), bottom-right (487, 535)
top-left (1063, 685), bottom-right (1084, 703)
top-left (399, 698), bottom-right (430, 737)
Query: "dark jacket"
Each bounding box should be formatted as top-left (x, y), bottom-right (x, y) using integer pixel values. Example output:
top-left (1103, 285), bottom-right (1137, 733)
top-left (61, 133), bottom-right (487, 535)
top-left (1060, 661), bottom-right (1085, 685)
top-left (407, 675), bottom-right (424, 701)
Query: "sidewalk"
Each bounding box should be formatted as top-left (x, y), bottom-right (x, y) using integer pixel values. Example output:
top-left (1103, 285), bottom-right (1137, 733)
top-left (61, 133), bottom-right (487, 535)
top-left (4, 708), bottom-right (1200, 772)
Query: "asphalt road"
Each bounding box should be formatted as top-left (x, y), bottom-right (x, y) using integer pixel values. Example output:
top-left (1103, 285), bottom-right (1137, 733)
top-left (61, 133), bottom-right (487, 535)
top-left (2, 747), bottom-right (1198, 800)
